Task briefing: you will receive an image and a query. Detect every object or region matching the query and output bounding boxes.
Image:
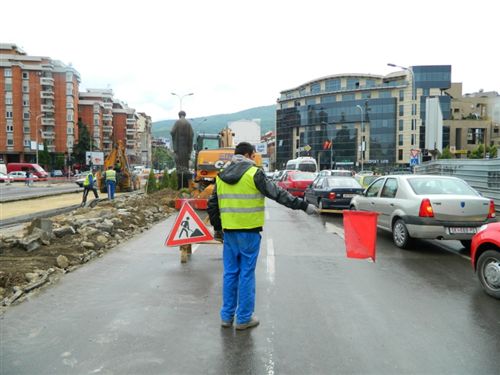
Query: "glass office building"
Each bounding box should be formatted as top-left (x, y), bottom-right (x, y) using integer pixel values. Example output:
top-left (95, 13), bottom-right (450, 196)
top-left (276, 66), bottom-right (451, 171)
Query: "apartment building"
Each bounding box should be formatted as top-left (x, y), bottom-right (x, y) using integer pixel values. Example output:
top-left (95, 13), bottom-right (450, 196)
top-left (78, 89), bottom-right (114, 153)
top-left (444, 84), bottom-right (500, 157)
top-left (276, 66), bottom-right (453, 170)
top-left (0, 43), bottom-right (80, 163)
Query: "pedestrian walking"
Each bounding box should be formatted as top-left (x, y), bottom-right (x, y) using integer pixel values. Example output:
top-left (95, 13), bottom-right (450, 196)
top-left (208, 142), bottom-right (318, 330)
top-left (105, 165), bottom-right (116, 200)
top-left (25, 170), bottom-right (30, 187)
top-left (81, 169), bottom-right (99, 206)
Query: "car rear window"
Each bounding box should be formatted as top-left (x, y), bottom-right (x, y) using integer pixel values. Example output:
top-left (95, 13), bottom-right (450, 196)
top-left (298, 163), bottom-right (317, 172)
top-left (408, 178), bottom-right (478, 196)
top-left (291, 172), bottom-right (316, 181)
top-left (326, 177), bottom-right (362, 188)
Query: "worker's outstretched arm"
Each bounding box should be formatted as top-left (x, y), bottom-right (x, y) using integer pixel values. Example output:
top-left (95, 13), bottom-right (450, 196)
top-left (253, 169), bottom-right (309, 211)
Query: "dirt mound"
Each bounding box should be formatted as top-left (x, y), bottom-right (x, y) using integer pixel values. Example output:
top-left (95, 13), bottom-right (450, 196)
top-left (0, 190), bottom-right (179, 309)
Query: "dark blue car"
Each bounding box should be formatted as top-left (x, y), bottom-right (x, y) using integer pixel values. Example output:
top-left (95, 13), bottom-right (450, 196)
top-left (304, 176), bottom-right (364, 212)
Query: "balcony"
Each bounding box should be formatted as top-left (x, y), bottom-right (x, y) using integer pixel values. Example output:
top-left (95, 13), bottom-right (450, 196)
top-left (103, 126), bottom-right (113, 134)
top-left (103, 103), bottom-right (113, 110)
top-left (103, 113), bottom-right (113, 121)
top-left (40, 77), bottom-right (54, 86)
top-left (41, 91), bottom-right (54, 99)
top-left (41, 104), bottom-right (54, 113)
top-left (126, 118), bottom-right (136, 125)
top-left (126, 140), bottom-right (136, 146)
top-left (46, 145), bottom-right (56, 152)
top-left (66, 102), bottom-right (74, 109)
top-left (126, 129), bottom-right (136, 135)
top-left (41, 118), bottom-right (55, 126)
top-left (41, 131), bottom-right (55, 140)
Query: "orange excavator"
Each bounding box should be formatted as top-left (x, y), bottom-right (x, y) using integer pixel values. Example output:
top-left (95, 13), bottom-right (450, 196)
top-left (190, 127), bottom-right (262, 203)
top-left (96, 140), bottom-right (140, 193)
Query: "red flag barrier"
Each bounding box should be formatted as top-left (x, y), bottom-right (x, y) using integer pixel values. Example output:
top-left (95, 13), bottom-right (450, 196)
top-left (342, 210), bottom-right (379, 262)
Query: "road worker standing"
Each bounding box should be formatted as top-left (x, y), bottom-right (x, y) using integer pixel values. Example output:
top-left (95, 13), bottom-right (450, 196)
top-left (105, 165), bottom-right (117, 200)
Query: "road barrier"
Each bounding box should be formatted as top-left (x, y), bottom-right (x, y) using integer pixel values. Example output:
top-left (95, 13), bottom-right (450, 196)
top-left (414, 159), bottom-right (500, 211)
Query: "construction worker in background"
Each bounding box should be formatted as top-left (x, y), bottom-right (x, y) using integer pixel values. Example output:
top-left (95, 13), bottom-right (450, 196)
top-left (81, 169), bottom-right (99, 206)
top-left (105, 165), bottom-right (117, 200)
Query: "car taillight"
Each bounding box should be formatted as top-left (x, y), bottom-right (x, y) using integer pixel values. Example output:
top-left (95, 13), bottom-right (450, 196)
top-left (201, 170), bottom-right (208, 176)
top-left (419, 198), bottom-right (434, 217)
top-left (328, 192), bottom-right (336, 200)
top-left (487, 199), bottom-right (496, 218)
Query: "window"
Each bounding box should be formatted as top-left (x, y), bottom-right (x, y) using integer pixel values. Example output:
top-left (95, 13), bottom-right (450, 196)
top-left (366, 178), bottom-right (384, 197)
top-left (310, 82), bottom-right (320, 94)
top-left (23, 99), bottom-right (30, 107)
top-left (22, 84), bottom-right (29, 93)
top-left (23, 112), bottom-right (30, 119)
top-left (399, 90), bottom-right (404, 101)
top-left (379, 91), bottom-right (392, 98)
top-left (24, 139), bottom-right (31, 147)
top-left (411, 134), bottom-right (415, 146)
top-left (4, 69), bottom-right (12, 77)
top-left (321, 95), bottom-right (335, 104)
top-left (22, 72), bottom-right (29, 79)
top-left (346, 79), bottom-right (359, 90)
top-left (7, 139), bottom-right (14, 146)
top-left (412, 103), bottom-right (417, 115)
top-left (94, 119), bottom-right (100, 126)
top-left (411, 119), bottom-right (416, 130)
top-left (67, 114), bottom-right (74, 121)
top-left (342, 93), bottom-right (355, 101)
top-left (6, 111), bottom-right (13, 118)
top-left (399, 105), bottom-right (404, 116)
top-left (398, 149), bottom-right (403, 160)
top-left (6, 123), bottom-right (14, 132)
top-left (361, 92), bottom-right (371, 99)
top-left (398, 134), bottom-right (403, 146)
top-left (66, 72), bottom-right (73, 81)
top-left (4, 77), bottom-right (12, 91)
top-left (325, 79), bottom-right (340, 91)
top-left (5, 97), bottom-right (13, 105)
top-left (381, 178), bottom-right (398, 198)
top-left (399, 119), bottom-right (404, 131)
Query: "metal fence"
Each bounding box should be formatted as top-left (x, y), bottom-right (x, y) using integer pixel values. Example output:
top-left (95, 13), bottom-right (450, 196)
top-left (414, 159), bottom-right (500, 211)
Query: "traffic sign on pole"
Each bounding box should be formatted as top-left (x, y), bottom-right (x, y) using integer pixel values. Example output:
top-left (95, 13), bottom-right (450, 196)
top-left (165, 202), bottom-right (213, 247)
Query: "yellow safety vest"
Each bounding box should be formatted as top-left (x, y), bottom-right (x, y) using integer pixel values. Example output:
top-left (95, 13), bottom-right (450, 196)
top-left (217, 166), bottom-right (265, 230)
top-left (83, 173), bottom-right (94, 187)
top-left (105, 169), bottom-right (116, 182)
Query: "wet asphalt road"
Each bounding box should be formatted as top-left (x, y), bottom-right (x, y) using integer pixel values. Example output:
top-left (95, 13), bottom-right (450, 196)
top-left (0, 182), bottom-right (81, 202)
top-left (1, 200), bottom-right (499, 374)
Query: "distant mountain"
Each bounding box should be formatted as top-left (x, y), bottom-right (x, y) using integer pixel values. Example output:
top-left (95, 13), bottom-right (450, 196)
top-left (152, 105), bottom-right (276, 138)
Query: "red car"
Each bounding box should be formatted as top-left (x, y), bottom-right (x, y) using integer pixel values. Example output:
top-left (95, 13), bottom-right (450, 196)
top-left (277, 171), bottom-right (316, 197)
top-left (471, 222), bottom-right (500, 299)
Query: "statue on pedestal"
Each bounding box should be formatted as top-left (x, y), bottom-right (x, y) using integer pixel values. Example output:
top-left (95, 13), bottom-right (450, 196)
top-left (170, 110), bottom-right (194, 188)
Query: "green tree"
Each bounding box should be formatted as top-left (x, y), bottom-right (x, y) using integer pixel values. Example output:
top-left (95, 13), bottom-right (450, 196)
top-left (159, 169), bottom-right (170, 190)
top-left (169, 170), bottom-right (178, 190)
top-left (38, 141), bottom-right (51, 168)
top-left (489, 145), bottom-right (497, 158)
top-left (469, 144), bottom-right (485, 159)
top-left (439, 146), bottom-right (453, 159)
top-left (146, 169), bottom-right (158, 193)
top-left (152, 147), bottom-right (175, 170)
top-left (74, 120), bottom-right (91, 166)
top-left (55, 153), bottom-right (66, 170)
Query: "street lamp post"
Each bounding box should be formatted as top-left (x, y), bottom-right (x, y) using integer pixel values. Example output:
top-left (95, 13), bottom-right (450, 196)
top-left (356, 105), bottom-right (364, 172)
top-left (171, 92), bottom-right (194, 111)
top-left (34, 113), bottom-right (44, 165)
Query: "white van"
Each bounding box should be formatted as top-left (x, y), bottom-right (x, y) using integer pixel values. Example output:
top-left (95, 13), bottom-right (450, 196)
top-left (285, 157), bottom-right (318, 172)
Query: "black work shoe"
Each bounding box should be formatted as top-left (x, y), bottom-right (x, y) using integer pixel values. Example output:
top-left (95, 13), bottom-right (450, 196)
top-left (235, 316), bottom-right (260, 330)
top-left (221, 319), bottom-right (233, 328)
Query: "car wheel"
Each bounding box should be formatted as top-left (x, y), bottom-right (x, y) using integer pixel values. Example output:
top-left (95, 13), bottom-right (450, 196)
top-left (477, 250), bottom-right (500, 299)
top-left (460, 240), bottom-right (472, 250)
top-left (392, 219), bottom-right (412, 249)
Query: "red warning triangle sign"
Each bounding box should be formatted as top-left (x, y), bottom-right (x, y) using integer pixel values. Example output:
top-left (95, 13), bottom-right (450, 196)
top-left (165, 201), bottom-right (214, 247)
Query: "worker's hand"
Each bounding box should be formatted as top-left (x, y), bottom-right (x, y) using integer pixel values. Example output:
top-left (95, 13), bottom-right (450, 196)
top-left (305, 204), bottom-right (319, 215)
top-left (214, 230), bottom-right (224, 242)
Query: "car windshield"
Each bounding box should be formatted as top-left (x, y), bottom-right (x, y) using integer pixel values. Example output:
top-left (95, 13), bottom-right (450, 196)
top-left (363, 176), bottom-right (377, 185)
top-left (326, 177), bottom-right (362, 188)
top-left (408, 178), bottom-right (478, 196)
top-left (298, 163), bottom-right (316, 172)
top-left (291, 172), bottom-right (316, 181)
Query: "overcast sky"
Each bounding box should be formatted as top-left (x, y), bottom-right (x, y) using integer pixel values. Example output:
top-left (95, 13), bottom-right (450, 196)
top-left (2, 0), bottom-right (499, 122)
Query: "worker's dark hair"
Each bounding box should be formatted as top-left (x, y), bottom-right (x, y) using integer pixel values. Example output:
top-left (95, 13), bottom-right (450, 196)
top-left (234, 142), bottom-right (255, 156)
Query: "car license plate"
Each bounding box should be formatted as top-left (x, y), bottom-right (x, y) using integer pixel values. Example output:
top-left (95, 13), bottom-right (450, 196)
top-left (342, 194), bottom-right (356, 198)
top-left (448, 227), bottom-right (478, 234)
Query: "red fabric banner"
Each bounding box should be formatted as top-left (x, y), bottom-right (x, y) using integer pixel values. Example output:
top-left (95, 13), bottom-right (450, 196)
top-left (342, 210), bottom-right (378, 262)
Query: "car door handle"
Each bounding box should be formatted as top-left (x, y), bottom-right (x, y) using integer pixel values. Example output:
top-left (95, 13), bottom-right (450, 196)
top-left (390, 203), bottom-right (394, 206)
top-left (371, 202), bottom-right (375, 205)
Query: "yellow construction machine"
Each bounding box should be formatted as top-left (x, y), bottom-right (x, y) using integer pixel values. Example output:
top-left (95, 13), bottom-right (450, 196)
top-left (96, 140), bottom-right (140, 193)
top-left (190, 128), bottom-right (262, 203)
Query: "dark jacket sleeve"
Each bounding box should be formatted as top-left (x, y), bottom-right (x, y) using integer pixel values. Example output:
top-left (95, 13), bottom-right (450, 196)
top-left (207, 184), bottom-right (222, 231)
top-left (254, 169), bottom-right (308, 211)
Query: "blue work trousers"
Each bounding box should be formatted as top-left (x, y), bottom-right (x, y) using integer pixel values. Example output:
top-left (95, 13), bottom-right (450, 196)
top-left (106, 180), bottom-right (116, 200)
top-left (221, 231), bottom-right (261, 324)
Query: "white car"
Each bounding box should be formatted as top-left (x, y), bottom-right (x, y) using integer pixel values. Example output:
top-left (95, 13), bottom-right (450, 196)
top-left (0, 171), bottom-right (13, 183)
top-left (7, 171), bottom-right (39, 182)
top-left (350, 174), bottom-right (496, 249)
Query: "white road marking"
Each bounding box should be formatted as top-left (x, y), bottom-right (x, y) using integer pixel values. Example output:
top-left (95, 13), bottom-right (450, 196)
top-left (324, 222), bottom-right (345, 239)
top-left (266, 238), bottom-right (275, 283)
top-left (266, 210), bottom-right (270, 220)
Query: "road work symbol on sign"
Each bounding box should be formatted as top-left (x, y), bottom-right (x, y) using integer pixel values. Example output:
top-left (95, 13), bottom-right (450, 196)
top-left (165, 202), bottom-right (213, 247)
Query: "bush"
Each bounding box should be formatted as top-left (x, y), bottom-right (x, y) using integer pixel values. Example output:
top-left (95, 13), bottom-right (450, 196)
top-left (146, 169), bottom-right (158, 193)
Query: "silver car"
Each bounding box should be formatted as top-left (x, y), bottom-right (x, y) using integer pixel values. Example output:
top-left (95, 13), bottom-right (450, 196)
top-left (350, 175), bottom-right (496, 249)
